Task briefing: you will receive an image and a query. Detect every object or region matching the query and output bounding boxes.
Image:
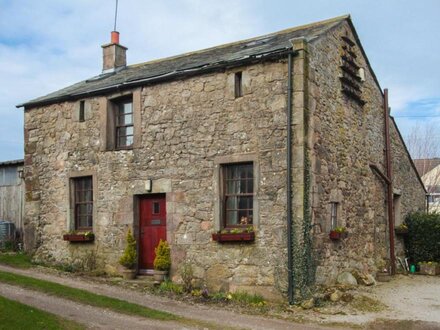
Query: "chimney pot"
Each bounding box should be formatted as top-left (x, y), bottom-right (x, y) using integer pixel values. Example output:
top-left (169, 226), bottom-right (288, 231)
top-left (111, 31), bottom-right (120, 44)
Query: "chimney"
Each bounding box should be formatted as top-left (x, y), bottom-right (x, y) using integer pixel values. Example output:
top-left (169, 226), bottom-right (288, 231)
top-left (101, 31), bottom-right (127, 73)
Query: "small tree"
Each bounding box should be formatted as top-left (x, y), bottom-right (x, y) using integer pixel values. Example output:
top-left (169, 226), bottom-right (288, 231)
top-left (153, 240), bottom-right (171, 271)
top-left (119, 229), bottom-right (137, 269)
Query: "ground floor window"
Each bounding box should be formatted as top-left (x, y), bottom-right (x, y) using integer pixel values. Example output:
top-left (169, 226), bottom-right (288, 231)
top-left (223, 162), bottom-right (254, 228)
top-left (72, 176), bottom-right (93, 230)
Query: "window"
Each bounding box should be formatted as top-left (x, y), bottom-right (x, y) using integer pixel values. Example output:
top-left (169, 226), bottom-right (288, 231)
top-left (73, 176), bottom-right (93, 230)
top-left (223, 163), bottom-right (253, 227)
top-left (79, 100), bottom-right (85, 122)
top-left (234, 72), bottom-right (243, 98)
top-left (115, 97), bottom-right (133, 149)
top-left (330, 202), bottom-right (338, 230)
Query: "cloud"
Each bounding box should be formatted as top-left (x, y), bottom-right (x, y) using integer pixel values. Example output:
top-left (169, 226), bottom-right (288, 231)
top-left (0, 0), bottom-right (261, 161)
top-left (1, 0), bottom-right (440, 160)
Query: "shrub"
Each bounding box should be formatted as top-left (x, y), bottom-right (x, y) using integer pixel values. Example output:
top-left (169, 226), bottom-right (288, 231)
top-left (179, 261), bottom-right (194, 292)
top-left (158, 280), bottom-right (183, 294)
top-left (119, 229), bottom-right (137, 269)
top-left (405, 212), bottom-right (440, 263)
top-left (230, 291), bottom-right (266, 306)
top-left (153, 240), bottom-right (171, 271)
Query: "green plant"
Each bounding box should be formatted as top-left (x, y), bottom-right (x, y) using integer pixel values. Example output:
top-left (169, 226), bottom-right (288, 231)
top-left (229, 291), bottom-right (266, 306)
top-left (332, 226), bottom-right (346, 233)
top-left (218, 227), bottom-right (254, 235)
top-left (397, 223), bottom-right (408, 230)
top-left (153, 240), bottom-right (171, 271)
top-left (179, 261), bottom-right (194, 292)
top-left (158, 280), bottom-right (183, 294)
top-left (405, 212), bottom-right (440, 263)
top-left (119, 229), bottom-right (137, 269)
top-left (210, 292), bottom-right (227, 301)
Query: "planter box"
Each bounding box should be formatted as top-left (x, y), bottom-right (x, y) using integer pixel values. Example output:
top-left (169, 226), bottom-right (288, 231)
top-left (394, 227), bottom-right (408, 236)
top-left (329, 231), bottom-right (348, 241)
top-left (376, 272), bottom-right (391, 282)
top-left (212, 232), bottom-right (255, 243)
top-left (63, 234), bottom-right (94, 242)
top-left (419, 263), bottom-right (440, 276)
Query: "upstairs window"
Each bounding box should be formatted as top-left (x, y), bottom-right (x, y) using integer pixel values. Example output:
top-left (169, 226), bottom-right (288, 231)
top-left (115, 97), bottom-right (133, 149)
top-left (223, 162), bottom-right (253, 227)
top-left (73, 176), bottom-right (93, 231)
top-left (330, 202), bottom-right (338, 230)
top-left (234, 72), bottom-right (243, 98)
top-left (79, 100), bottom-right (85, 122)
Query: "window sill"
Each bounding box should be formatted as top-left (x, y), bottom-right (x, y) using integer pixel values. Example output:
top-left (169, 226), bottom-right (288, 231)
top-left (212, 232), bottom-right (255, 243)
top-left (63, 233), bottom-right (95, 243)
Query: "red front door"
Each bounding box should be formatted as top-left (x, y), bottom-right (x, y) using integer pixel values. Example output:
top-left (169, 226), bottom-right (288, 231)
top-left (139, 194), bottom-right (167, 270)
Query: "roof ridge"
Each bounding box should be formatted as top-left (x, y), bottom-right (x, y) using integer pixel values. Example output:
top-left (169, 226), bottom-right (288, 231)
top-left (129, 14), bottom-right (350, 69)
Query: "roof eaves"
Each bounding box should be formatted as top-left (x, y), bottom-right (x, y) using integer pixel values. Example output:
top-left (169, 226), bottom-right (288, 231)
top-left (0, 159), bottom-right (24, 167)
top-left (18, 47), bottom-right (293, 109)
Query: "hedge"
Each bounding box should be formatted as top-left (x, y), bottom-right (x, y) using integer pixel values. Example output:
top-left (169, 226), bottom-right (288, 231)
top-left (405, 212), bottom-right (440, 263)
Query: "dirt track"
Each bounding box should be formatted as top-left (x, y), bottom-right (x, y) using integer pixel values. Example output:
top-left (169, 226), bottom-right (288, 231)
top-left (0, 264), bottom-right (330, 330)
top-left (1, 264), bottom-right (440, 329)
top-left (0, 283), bottom-right (182, 330)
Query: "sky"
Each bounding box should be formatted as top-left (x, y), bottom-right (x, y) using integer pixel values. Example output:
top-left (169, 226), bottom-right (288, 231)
top-left (0, 0), bottom-right (439, 162)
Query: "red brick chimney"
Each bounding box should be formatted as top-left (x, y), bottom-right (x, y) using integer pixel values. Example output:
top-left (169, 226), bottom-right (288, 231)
top-left (101, 31), bottom-right (127, 73)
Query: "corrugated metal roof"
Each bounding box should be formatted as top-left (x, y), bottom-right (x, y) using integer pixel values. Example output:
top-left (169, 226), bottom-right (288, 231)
top-left (18, 15), bottom-right (348, 109)
top-left (0, 159), bottom-right (24, 167)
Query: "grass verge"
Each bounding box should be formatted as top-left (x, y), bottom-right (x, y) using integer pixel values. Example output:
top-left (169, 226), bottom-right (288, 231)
top-left (0, 252), bottom-right (33, 269)
top-left (0, 295), bottom-right (84, 330)
top-left (0, 270), bottom-right (177, 321)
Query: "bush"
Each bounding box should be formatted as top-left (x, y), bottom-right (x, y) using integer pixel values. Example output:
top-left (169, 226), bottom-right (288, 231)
top-left (405, 212), bottom-right (440, 263)
top-left (154, 240), bottom-right (170, 271)
top-left (229, 291), bottom-right (266, 306)
top-left (119, 229), bottom-right (137, 269)
top-left (179, 261), bottom-right (194, 293)
top-left (158, 280), bottom-right (183, 294)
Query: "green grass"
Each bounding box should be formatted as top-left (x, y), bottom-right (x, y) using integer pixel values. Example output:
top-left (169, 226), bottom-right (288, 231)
top-left (0, 295), bottom-right (84, 330)
top-left (0, 252), bottom-right (33, 269)
top-left (0, 270), bottom-right (178, 321)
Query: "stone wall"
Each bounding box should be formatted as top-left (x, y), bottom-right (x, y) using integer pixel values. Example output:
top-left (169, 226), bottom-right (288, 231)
top-left (308, 21), bottom-right (426, 283)
top-left (390, 119), bottom-right (426, 259)
top-left (24, 60), bottom-right (290, 300)
top-left (23, 20), bottom-right (426, 298)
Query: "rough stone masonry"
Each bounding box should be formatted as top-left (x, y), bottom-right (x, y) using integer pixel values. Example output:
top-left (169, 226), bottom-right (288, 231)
top-left (20, 16), bottom-right (425, 301)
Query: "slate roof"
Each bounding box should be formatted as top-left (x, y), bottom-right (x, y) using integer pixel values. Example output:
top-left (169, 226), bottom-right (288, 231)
top-left (18, 15), bottom-right (349, 109)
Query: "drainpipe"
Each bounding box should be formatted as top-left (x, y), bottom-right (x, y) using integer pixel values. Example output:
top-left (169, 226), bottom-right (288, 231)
top-left (286, 51), bottom-right (294, 304)
top-left (384, 89), bottom-right (396, 275)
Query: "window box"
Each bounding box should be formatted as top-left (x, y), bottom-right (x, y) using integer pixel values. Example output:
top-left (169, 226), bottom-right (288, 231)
top-left (329, 229), bottom-right (348, 241)
top-left (63, 233), bottom-right (94, 242)
top-left (394, 226), bottom-right (408, 236)
top-left (212, 231), bottom-right (255, 243)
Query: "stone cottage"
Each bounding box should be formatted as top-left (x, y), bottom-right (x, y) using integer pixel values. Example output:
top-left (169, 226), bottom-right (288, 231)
top-left (18, 15), bottom-right (426, 301)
